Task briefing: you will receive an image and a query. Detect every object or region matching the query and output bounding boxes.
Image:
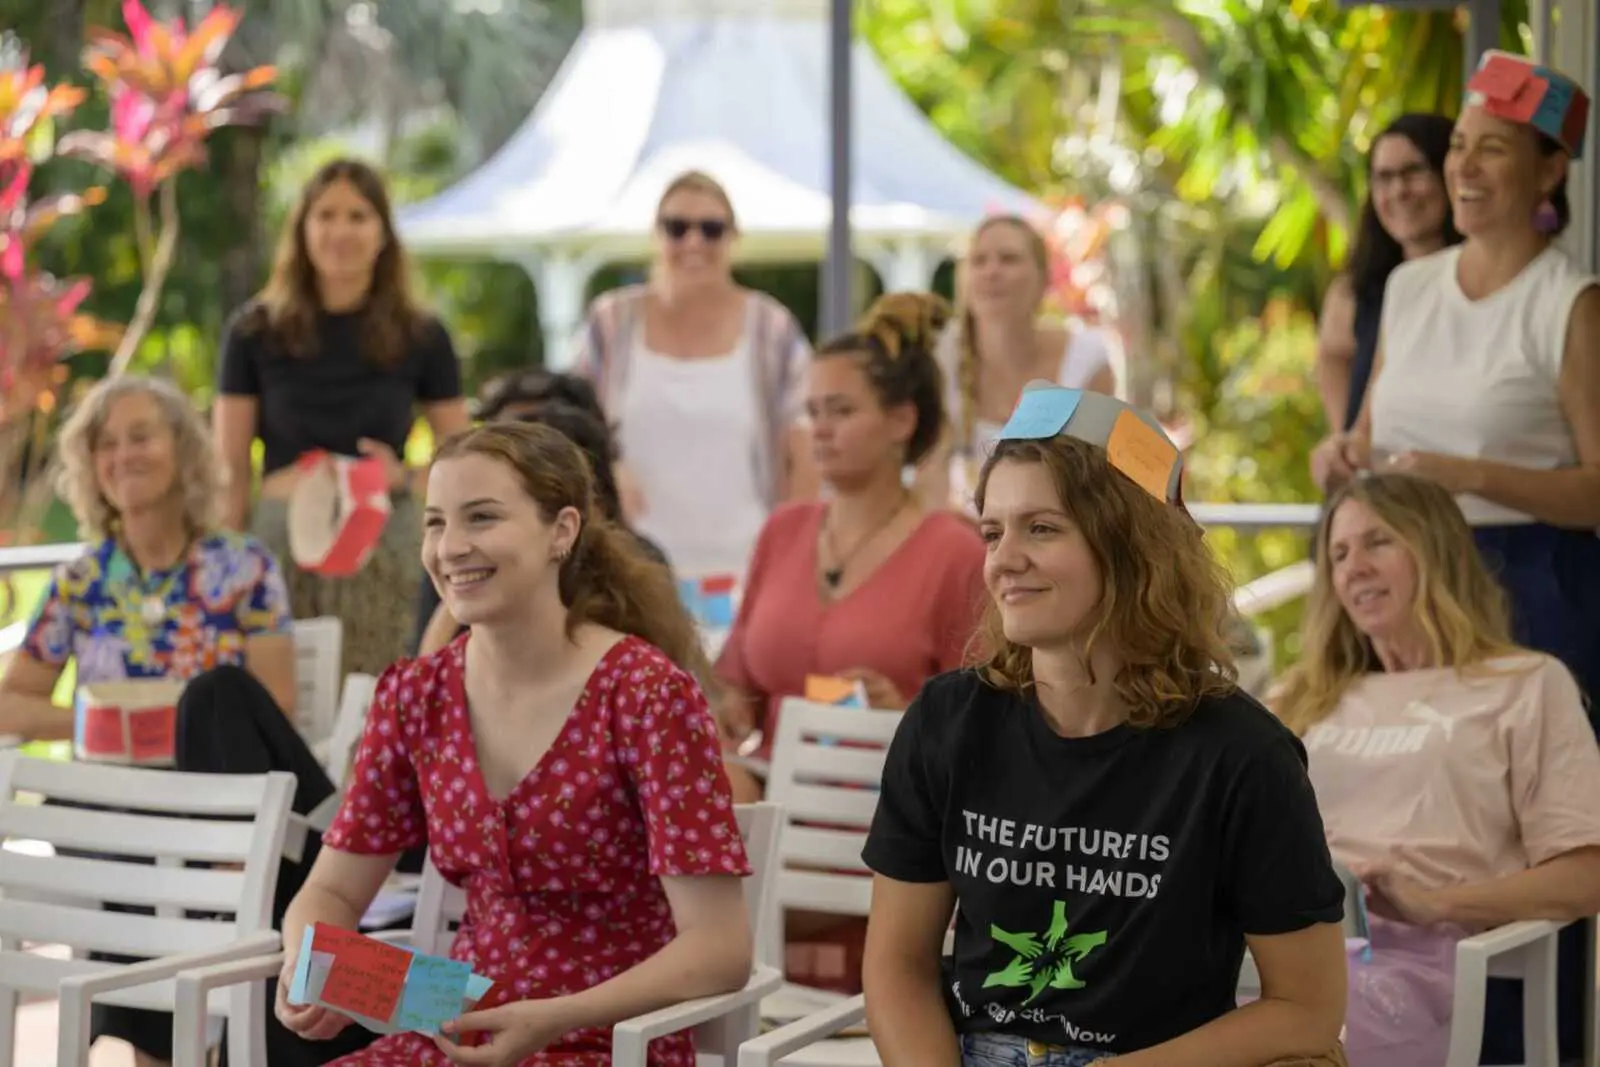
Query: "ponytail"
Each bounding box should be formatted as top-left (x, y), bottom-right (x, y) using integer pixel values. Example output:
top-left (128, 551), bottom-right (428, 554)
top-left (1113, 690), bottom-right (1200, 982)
top-left (558, 518), bottom-right (711, 682)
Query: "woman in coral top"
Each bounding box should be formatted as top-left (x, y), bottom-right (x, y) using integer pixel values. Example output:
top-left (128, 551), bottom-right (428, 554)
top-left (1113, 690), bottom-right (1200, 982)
top-left (276, 422), bottom-right (754, 1066)
top-left (715, 292), bottom-right (986, 994)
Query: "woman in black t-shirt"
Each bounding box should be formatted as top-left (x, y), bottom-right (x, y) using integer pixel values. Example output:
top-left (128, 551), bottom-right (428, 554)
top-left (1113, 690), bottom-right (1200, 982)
top-left (861, 387), bottom-right (1348, 1067)
top-left (214, 158), bottom-right (469, 677)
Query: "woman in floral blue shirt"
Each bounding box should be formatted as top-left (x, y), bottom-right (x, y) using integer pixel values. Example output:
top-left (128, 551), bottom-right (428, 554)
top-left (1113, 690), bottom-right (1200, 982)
top-left (0, 376), bottom-right (369, 1067)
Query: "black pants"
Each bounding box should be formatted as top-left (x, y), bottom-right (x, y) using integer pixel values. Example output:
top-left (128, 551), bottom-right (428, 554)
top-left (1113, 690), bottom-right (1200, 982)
top-left (93, 664), bottom-right (378, 1065)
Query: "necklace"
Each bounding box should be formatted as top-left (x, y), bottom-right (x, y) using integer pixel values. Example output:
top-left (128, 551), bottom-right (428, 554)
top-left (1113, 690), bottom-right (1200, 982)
top-left (119, 534), bottom-right (192, 626)
top-left (820, 494), bottom-right (911, 591)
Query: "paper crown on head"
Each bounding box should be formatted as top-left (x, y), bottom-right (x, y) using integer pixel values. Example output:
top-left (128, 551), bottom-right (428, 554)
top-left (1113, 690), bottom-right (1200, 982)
top-left (995, 382), bottom-right (1184, 505)
top-left (1466, 50), bottom-right (1591, 160)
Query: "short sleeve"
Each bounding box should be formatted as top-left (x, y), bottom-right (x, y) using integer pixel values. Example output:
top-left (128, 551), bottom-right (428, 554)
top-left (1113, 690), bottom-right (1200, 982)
top-left (1062, 328), bottom-right (1112, 387)
top-left (323, 662), bottom-right (427, 855)
top-left (415, 319), bottom-right (463, 403)
top-left (20, 564), bottom-right (76, 667)
top-left (217, 311), bottom-right (261, 397)
top-left (616, 658), bottom-right (752, 878)
top-left (1508, 657), bottom-right (1600, 865)
top-left (1219, 732), bottom-right (1346, 935)
top-left (862, 691), bottom-right (948, 883)
top-left (236, 542), bottom-right (292, 636)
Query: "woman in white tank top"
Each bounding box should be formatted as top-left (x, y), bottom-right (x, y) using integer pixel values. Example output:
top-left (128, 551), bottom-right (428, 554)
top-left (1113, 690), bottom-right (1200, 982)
top-left (916, 215), bottom-right (1118, 511)
top-left (1316, 52), bottom-right (1600, 1063)
top-left (568, 171), bottom-right (816, 581)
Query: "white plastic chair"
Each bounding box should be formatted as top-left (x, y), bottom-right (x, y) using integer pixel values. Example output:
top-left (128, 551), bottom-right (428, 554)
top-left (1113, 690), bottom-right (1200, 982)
top-left (170, 802), bottom-right (787, 1067)
top-left (291, 616), bottom-right (343, 743)
top-left (312, 671), bottom-right (377, 788)
top-left (744, 698), bottom-right (900, 1066)
top-left (0, 752), bottom-right (293, 1067)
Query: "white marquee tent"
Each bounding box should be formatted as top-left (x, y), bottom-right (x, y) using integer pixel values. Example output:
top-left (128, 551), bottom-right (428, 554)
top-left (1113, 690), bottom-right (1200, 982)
top-left (394, 0), bottom-right (1041, 363)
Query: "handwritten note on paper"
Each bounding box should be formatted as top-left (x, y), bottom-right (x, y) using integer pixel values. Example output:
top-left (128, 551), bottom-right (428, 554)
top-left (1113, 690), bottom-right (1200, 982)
top-left (78, 705), bottom-right (126, 760)
top-left (312, 925), bottom-right (412, 1023)
top-left (289, 924), bottom-right (498, 1036)
top-left (395, 954), bottom-right (474, 1034)
top-left (1467, 53), bottom-right (1532, 102)
top-left (1105, 410), bottom-right (1178, 501)
top-left (127, 705), bottom-right (177, 764)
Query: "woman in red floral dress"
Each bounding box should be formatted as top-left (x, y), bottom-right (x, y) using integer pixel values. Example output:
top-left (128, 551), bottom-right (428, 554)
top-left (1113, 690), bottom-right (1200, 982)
top-left (275, 421), bottom-right (755, 1066)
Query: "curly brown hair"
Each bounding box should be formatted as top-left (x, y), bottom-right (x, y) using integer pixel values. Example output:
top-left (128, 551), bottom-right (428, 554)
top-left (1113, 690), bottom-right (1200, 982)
top-left (433, 422), bottom-right (709, 680)
top-left (249, 158), bottom-right (428, 367)
top-left (816, 291), bottom-right (951, 465)
top-left (971, 435), bottom-right (1239, 727)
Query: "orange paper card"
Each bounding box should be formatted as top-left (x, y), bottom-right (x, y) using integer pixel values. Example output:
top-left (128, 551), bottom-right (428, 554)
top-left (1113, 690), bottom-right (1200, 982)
top-left (127, 705), bottom-right (177, 763)
top-left (311, 925), bottom-right (412, 1022)
top-left (805, 675), bottom-right (855, 703)
top-left (1106, 410), bottom-right (1178, 500)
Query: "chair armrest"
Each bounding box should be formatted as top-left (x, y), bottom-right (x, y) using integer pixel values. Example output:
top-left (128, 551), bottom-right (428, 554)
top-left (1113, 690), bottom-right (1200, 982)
top-left (612, 964), bottom-right (782, 1064)
top-left (56, 931), bottom-right (282, 1003)
top-left (738, 991), bottom-right (867, 1067)
top-left (1446, 920), bottom-right (1566, 1067)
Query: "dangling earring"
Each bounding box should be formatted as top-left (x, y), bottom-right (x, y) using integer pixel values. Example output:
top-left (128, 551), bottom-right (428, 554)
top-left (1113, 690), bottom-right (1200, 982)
top-left (1534, 198), bottom-right (1560, 234)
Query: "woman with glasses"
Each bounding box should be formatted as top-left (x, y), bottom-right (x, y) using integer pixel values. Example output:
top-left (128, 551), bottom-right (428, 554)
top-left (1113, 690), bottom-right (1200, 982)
top-left (1311, 113), bottom-right (1458, 480)
top-left (568, 170), bottom-right (817, 582)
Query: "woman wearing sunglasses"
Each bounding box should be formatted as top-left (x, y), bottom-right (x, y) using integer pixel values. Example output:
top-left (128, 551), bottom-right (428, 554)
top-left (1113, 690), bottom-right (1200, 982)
top-left (568, 170), bottom-right (817, 584)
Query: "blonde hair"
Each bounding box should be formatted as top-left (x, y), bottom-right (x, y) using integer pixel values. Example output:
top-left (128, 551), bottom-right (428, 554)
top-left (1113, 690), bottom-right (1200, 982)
top-left (656, 170), bottom-right (738, 230)
top-left (1273, 474), bottom-right (1524, 736)
top-left (56, 376), bottom-right (220, 540)
top-left (954, 216), bottom-right (1050, 451)
top-left (971, 435), bottom-right (1238, 727)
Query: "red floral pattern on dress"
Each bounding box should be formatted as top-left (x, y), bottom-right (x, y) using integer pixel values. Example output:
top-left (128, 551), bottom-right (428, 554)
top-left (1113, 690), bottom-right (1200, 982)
top-left (322, 634), bottom-right (751, 1067)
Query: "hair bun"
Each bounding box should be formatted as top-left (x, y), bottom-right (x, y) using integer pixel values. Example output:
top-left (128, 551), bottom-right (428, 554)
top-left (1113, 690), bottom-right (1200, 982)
top-left (860, 291), bottom-right (952, 361)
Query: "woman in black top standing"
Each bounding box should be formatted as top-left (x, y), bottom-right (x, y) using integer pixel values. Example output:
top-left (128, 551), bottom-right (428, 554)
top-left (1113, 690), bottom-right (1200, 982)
top-left (862, 387), bottom-right (1348, 1067)
top-left (1313, 114), bottom-right (1457, 468)
top-left (214, 158), bottom-right (469, 677)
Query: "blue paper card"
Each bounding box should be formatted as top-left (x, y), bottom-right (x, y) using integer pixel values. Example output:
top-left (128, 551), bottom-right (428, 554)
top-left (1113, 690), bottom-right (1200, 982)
top-left (288, 924), bottom-right (496, 1037)
top-left (396, 954), bottom-right (474, 1034)
top-left (997, 388), bottom-right (1084, 441)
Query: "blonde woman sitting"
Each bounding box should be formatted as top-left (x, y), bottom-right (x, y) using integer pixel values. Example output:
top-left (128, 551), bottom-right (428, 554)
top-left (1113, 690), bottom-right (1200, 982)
top-left (1274, 473), bottom-right (1600, 1066)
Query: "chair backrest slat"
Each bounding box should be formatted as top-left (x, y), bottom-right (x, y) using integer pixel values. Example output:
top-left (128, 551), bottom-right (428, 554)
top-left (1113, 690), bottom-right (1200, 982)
top-left (0, 850), bottom-right (246, 912)
top-left (0, 899), bottom-right (240, 959)
top-left (0, 806), bottom-right (260, 864)
top-left (9, 759), bottom-right (279, 815)
top-left (292, 616), bottom-right (343, 741)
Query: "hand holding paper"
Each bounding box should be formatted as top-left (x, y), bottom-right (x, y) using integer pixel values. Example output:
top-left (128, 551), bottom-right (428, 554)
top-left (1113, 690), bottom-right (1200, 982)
top-left (434, 999), bottom-right (572, 1066)
top-left (288, 923), bottom-right (494, 1037)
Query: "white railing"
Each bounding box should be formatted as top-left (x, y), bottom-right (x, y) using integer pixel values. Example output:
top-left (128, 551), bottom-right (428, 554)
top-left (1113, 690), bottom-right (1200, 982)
top-left (0, 504), bottom-right (1321, 658)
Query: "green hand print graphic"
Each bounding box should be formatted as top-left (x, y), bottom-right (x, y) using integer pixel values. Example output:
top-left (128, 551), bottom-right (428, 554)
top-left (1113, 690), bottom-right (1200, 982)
top-left (984, 900), bottom-right (1108, 1005)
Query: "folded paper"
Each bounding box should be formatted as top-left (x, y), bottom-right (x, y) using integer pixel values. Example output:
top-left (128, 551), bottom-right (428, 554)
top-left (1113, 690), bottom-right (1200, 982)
top-left (1467, 50), bottom-right (1590, 159)
top-left (289, 923), bottom-right (494, 1036)
top-left (996, 383), bottom-right (1184, 504)
top-left (73, 680), bottom-right (184, 766)
top-left (805, 675), bottom-right (868, 708)
top-left (678, 574), bottom-right (738, 629)
top-left (288, 451), bottom-right (393, 578)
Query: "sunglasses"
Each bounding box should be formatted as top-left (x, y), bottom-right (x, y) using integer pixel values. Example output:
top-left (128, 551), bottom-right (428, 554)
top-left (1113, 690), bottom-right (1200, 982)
top-left (658, 216), bottom-right (730, 242)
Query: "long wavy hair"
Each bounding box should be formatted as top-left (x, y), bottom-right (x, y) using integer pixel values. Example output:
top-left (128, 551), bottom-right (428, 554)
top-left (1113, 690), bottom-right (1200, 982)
top-left (954, 216), bottom-right (1050, 451)
top-left (816, 291), bottom-right (951, 466)
top-left (432, 422), bottom-right (707, 678)
top-left (1273, 473), bottom-right (1523, 736)
top-left (56, 376), bottom-right (219, 540)
top-left (248, 158), bottom-right (428, 366)
top-left (971, 435), bottom-right (1238, 727)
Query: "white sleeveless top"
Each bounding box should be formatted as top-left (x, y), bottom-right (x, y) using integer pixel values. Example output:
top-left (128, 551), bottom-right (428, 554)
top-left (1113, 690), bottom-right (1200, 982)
top-left (936, 325), bottom-right (1115, 510)
top-left (617, 337), bottom-right (770, 578)
top-left (1370, 245), bottom-right (1595, 526)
